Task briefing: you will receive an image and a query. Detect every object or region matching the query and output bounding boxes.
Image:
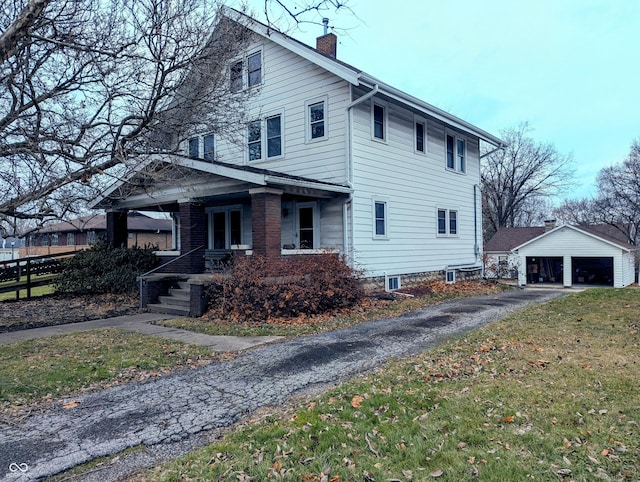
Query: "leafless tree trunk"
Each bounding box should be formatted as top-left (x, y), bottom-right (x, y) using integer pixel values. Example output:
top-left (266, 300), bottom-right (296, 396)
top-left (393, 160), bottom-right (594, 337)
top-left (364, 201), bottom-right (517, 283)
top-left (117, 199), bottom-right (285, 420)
top-left (481, 122), bottom-right (574, 241)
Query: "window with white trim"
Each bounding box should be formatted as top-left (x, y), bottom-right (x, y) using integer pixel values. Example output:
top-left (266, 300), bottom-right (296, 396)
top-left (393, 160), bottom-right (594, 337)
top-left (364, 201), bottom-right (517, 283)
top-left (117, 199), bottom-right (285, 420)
top-left (248, 113), bottom-right (283, 161)
top-left (187, 133), bottom-right (215, 161)
top-left (437, 208), bottom-right (458, 236)
top-left (266, 115), bottom-right (282, 157)
top-left (446, 133), bottom-right (466, 172)
top-left (230, 50), bottom-right (263, 92)
top-left (415, 119), bottom-right (426, 154)
top-left (373, 199), bottom-right (388, 238)
top-left (306, 97), bottom-right (327, 141)
top-left (247, 51), bottom-right (262, 87)
top-left (446, 270), bottom-right (456, 283)
top-left (208, 207), bottom-right (242, 250)
top-left (372, 103), bottom-right (386, 141)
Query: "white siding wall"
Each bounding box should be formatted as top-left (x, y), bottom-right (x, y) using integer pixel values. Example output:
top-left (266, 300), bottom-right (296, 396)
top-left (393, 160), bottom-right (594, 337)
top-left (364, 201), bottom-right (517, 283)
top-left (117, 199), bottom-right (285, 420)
top-left (515, 227), bottom-right (633, 288)
top-left (214, 39), bottom-right (351, 184)
top-left (349, 95), bottom-right (482, 278)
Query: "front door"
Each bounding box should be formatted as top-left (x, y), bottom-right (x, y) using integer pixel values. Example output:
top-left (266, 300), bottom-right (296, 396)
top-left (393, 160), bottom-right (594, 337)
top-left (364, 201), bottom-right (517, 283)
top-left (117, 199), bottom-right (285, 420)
top-left (296, 202), bottom-right (317, 249)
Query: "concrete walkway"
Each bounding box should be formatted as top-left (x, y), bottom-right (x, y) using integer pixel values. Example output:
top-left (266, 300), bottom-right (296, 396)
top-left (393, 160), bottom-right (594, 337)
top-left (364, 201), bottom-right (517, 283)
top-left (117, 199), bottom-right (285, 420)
top-left (0, 313), bottom-right (283, 351)
top-left (0, 289), bottom-right (567, 481)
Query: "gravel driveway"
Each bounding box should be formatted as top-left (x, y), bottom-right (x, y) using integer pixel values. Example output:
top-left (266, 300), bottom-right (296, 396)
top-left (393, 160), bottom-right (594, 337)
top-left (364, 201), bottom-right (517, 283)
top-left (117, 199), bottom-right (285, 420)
top-left (0, 288), bottom-right (566, 481)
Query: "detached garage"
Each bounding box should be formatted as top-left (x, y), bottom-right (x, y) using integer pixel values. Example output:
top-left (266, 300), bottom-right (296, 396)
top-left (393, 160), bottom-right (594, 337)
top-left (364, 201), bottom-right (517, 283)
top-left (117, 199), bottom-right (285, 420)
top-left (514, 224), bottom-right (636, 288)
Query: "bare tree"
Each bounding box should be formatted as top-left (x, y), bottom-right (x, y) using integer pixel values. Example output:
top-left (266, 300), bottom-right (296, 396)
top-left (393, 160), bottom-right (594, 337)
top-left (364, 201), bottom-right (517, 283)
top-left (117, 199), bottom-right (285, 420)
top-left (481, 122), bottom-right (574, 241)
top-left (552, 197), bottom-right (599, 226)
top-left (591, 139), bottom-right (640, 246)
top-left (0, 0), bottom-right (354, 238)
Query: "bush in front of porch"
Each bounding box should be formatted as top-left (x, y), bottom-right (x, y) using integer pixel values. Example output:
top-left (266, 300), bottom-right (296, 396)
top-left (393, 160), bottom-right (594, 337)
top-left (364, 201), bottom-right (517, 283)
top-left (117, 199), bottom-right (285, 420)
top-left (56, 242), bottom-right (158, 295)
top-left (206, 254), bottom-right (363, 322)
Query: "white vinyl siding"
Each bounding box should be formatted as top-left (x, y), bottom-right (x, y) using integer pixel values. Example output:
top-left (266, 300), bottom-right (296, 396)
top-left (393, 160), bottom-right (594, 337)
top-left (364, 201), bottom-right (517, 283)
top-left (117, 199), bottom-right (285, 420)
top-left (349, 90), bottom-right (482, 278)
top-left (214, 39), bottom-right (349, 182)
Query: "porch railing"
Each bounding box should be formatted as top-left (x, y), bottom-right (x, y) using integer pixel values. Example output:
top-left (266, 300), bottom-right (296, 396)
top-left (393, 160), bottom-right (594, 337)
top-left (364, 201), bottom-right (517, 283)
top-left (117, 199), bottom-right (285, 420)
top-left (138, 245), bottom-right (204, 309)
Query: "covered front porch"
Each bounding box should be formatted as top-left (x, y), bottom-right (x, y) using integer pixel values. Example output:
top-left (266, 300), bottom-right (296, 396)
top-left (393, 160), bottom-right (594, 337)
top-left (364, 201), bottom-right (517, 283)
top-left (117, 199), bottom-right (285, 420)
top-left (95, 155), bottom-right (353, 275)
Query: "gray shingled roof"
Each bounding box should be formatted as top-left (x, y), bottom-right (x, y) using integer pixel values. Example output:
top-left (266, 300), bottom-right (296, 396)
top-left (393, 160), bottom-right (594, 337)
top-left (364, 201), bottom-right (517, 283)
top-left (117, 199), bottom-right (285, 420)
top-left (485, 227), bottom-right (547, 252)
top-left (486, 224), bottom-right (636, 253)
top-left (37, 212), bottom-right (172, 233)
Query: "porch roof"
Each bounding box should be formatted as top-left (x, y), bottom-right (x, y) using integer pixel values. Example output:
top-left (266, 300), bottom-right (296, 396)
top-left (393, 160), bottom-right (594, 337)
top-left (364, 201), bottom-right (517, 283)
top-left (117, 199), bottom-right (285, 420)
top-left (92, 154), bottom-right (352, 211)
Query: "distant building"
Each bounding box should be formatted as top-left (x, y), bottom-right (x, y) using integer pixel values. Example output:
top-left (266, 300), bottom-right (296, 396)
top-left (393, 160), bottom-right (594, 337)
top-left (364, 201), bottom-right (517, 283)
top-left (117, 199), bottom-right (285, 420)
top-left (0, 237), bottom-right (24, 261)
top-left (22, 212), bottom-right (173, 257)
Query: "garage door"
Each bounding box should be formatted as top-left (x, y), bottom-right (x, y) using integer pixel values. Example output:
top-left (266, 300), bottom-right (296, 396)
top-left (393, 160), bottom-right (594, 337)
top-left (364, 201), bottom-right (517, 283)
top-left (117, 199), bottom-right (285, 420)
top-left (572, 257), bottom-right (613, 286)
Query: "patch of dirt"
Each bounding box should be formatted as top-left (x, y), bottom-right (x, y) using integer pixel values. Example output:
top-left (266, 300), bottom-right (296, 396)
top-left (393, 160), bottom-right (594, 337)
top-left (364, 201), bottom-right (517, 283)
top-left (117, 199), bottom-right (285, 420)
top-left (0, 293), bottom-right (140, 333)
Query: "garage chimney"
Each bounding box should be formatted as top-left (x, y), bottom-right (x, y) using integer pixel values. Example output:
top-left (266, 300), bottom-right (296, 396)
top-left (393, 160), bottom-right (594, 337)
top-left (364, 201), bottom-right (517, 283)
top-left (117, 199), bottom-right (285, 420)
top-left (544, 219), bottom-right (557, 232)
top-left (316, 18), bottom-right (337, 58)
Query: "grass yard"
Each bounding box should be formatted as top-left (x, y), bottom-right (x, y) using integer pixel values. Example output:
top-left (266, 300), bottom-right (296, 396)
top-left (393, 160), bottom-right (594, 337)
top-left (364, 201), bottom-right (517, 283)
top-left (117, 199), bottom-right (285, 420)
top-left (143, 288), bottom-right (640, 481)
top-left (0, 283), bottom-right (55, 301)
top-left (0, 329), bottom-right (212, 405)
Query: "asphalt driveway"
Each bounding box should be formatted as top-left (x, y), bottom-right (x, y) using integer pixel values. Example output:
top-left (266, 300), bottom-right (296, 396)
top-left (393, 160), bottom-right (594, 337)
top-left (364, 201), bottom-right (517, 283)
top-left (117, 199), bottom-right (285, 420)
top-left (0, 288), bottom-right (566, 481)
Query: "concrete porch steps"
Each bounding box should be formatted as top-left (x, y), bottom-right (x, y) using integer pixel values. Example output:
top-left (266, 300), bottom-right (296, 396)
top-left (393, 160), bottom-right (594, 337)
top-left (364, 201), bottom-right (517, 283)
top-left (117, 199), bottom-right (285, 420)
top-left (147, 280), bottom-right (191, 317)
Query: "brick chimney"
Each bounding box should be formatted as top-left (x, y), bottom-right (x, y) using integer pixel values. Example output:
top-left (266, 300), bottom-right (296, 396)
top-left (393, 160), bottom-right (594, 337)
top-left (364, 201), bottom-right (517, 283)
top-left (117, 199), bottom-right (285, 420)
top-left (544, 219), bottom-right (557, 232)
top-left (316, 18), bottom-right (337, 58)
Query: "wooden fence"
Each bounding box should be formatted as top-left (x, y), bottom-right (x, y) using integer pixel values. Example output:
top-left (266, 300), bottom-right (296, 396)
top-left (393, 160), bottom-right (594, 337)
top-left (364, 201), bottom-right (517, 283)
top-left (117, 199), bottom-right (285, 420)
top-left (0, 251), bottom-right (77, 300)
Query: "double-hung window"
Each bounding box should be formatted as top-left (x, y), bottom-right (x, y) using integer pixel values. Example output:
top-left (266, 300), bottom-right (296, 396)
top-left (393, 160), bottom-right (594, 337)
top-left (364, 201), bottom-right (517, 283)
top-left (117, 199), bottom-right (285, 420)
top-left (248, 121), bottom-right (262, 161)
top-left (203, 134), bottom-right (215, 161)
top-left (266, 115), bottom-right (282, 157)
top-left (188, 137), bottom-right (199, 159)
top-left (415, 120), bottom-right (426, 154)
top-left (248, 113), bottom-right (283, 161)
top-left (309, 101), bottom-right (325, 140)
top-left (230, 50), bottom-right (262, 92)
top-left (247, 51), bottom-right (262, 87)
top-left (188, 134), bottom-right (215, 161)
top-left (372, 103), bottom-right (386, 141)
top-left (446, 133), bottom-right (466, 172)
top-left (373, 198), bottom-right (389, 238)
top-left (437, 208), bottom-right (458, 236)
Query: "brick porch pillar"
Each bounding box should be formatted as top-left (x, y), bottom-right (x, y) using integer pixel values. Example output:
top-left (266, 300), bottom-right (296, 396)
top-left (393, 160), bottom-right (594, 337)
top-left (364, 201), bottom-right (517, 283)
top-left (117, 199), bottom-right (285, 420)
top-left (106, 210), bottom-right (128, 248)
top-left (178, 202), bottom-right (206, 273)
top-left (250, 187), bottom-right (282, 258)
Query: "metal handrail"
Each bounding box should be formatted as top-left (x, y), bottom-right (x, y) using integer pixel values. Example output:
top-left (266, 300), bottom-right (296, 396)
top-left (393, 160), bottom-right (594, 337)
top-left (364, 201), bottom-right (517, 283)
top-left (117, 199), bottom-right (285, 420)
top-left (138, 245), bottom-right (204, 309)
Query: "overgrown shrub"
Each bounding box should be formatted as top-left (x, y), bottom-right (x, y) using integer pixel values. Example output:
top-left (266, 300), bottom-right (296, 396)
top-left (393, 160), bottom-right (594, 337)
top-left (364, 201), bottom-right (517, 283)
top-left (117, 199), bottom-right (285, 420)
top-left (56, 242), bottom-right (158, 295)
top-left (206, 254), bottom-right (363, 322)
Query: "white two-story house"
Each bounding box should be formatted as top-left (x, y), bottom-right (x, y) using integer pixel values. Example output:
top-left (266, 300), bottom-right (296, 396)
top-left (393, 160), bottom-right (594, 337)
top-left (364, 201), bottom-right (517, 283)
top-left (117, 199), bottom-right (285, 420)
top-left (95, 7), bottom-right (504, 293)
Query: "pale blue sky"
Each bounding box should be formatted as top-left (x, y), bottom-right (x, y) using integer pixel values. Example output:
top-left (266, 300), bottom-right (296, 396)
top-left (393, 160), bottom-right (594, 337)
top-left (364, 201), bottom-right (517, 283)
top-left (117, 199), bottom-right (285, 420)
top-left (239, 0), bottom-right (640, 201)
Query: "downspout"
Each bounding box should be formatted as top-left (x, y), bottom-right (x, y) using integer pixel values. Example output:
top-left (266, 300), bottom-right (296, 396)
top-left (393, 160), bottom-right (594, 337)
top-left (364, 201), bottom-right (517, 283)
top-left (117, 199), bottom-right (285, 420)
top-left (343, 83), bottom-right (379, 264)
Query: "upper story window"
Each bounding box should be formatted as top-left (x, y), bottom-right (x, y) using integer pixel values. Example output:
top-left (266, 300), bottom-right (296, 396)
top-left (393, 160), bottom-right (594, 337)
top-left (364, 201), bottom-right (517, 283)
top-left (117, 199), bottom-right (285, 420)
top-left (230, 61), bottom-right (243, 92)
top-left (446, 133), bottom-right (466, 172)
top-left (372, 103), bottom-right (386, 141)
top-left (230, 50), bottom-right (263, 92)
top-left (203, 134), bottom-right (215, 161)
top-left (247, 51), bottom-right (262, 87)
top-left (266, 115), bottom-right (282, 157)
top-left (309, 101), bottom-right (325, 139)
top-left (438, 208), bottom-right (458, 236)
top-left (247, 112), bottom-right (284, 161)
top-left (248, 121), bottom-right (262, 161)
top-left (305, 96), bottom-right (328, 142)
top-left (188, 133), bottom-right (215, 161)
top-left (415, 120), bottom-right (426, 154)
top-left (188, 137), bottom-right (199, 159)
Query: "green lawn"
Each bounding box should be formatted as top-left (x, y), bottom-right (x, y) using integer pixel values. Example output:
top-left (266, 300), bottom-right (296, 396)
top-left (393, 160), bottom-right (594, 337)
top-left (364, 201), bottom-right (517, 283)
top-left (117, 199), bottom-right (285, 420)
top-left (0, 329), bottom-right (212, 404)
top-left (142, 288), bottom-right (640, 481)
